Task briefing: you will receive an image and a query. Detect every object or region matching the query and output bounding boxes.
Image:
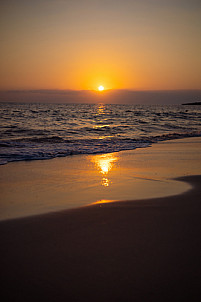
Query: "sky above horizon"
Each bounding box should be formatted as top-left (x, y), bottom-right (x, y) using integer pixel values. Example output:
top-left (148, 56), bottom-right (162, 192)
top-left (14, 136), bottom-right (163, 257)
top-left (0, 0), bottom-right (201, 91)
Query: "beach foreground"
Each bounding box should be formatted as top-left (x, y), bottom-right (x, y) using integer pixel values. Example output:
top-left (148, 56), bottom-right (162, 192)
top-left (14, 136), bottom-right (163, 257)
top-left (1, 174), bottom-right (201, 301)
top-left (1, 137), bottom-right (201, 221)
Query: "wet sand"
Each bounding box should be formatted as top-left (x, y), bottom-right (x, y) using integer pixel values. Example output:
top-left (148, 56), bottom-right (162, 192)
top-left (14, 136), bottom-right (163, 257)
top-left (1, 137), bottom-right (201, 221)
top-left (1, 175), bottom-right (201, 302)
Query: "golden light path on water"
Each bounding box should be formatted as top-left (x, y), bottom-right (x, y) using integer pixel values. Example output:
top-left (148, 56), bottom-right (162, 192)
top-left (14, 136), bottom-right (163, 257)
top-left (90, 103), bottom-right (119, 187)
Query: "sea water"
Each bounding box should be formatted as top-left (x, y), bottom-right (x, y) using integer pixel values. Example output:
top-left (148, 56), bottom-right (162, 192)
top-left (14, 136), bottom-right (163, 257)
top-left (0, 103), bottom-right (201, 165)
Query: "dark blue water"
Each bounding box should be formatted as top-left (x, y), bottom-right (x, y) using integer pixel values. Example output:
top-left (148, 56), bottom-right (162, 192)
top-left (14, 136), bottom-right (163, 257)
top-left (0, 103), bottom-right (201, 165)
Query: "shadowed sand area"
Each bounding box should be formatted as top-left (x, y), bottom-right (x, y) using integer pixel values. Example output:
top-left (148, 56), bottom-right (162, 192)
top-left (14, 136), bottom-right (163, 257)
top-left (0, 176), bottom-right (201, 301)
top-left (0, 138), bottom-right (201, 301)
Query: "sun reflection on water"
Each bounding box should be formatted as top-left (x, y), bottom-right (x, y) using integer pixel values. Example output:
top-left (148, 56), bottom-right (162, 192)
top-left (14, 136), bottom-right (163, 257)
top-left (97, 103), bottom-right (105, 114)
top-left (90, 104), bottom-right (119, 187)
top-left (91, 153), bottom-right (118, 187)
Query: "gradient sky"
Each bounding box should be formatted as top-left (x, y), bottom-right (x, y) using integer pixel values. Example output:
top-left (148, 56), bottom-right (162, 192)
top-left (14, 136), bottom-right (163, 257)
top-left (0, 0), bottom-right (201, 91)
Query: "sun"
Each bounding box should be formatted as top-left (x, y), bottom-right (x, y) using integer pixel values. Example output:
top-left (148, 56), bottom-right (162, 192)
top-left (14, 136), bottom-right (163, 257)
top-left (98, 85), bottom-right (104, 91)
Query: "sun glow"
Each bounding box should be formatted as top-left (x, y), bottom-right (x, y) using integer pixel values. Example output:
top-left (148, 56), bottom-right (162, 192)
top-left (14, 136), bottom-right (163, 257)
top-left (98, 85), bottom-right (104, 91)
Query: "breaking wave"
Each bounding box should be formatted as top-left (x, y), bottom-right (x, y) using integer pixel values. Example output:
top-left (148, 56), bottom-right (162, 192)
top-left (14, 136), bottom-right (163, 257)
top-left (0, 103), bottom-right (201, 165)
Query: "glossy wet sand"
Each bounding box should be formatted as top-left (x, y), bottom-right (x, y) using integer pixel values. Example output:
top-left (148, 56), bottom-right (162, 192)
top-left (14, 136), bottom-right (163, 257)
top-left (1, 137), bottom-right (201, 221)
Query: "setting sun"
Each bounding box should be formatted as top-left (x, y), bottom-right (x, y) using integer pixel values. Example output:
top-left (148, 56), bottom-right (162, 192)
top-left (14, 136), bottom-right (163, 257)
top-left (98, 85), bottom-right (104, 91)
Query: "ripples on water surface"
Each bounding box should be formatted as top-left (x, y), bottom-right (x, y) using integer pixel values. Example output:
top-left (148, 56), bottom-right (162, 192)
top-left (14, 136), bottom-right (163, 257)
top-left (0, 103), bottom-right (201, 164)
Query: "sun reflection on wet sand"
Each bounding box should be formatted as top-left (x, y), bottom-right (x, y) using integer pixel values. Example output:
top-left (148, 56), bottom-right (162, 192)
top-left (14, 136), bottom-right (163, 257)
top-left (91, 199), bottom-right (116, 205)
top-left (91, 153), bottom-right (118, 187)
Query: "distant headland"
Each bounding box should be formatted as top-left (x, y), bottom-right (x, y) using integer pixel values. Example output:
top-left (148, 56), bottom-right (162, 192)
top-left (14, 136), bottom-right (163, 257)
top-left (182, 101), bottom-right (201, 105)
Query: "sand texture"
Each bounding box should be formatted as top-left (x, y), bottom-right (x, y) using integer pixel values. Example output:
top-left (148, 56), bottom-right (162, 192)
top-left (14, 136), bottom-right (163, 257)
top-left (1, 175), bottom-right (201, 302)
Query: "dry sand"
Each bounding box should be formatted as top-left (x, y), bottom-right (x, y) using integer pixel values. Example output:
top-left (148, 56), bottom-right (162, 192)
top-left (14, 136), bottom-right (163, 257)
top-left (0, 175), bottom-right (201, 301)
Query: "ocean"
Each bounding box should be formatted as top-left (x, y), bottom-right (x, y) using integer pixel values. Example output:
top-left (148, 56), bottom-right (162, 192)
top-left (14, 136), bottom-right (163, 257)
top-left (0, 102), bottom-right (201, 165)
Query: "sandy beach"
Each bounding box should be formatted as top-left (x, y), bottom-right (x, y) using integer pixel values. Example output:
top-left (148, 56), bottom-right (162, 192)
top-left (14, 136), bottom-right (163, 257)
top-left (1, 175), bottom-right (201, 301)
top-left (0, 138), bottom-right (201, 301)
top-left (1, 137), bottom-right (201, 221)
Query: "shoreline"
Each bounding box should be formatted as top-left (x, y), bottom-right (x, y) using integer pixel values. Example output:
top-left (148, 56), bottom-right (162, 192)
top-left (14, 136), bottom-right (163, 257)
top-left (1, 137), bottom-right (201, 221)
top-left (1, 174), bottom-right (201, 301)
top-left (0, 134), bottom-right (201, 167)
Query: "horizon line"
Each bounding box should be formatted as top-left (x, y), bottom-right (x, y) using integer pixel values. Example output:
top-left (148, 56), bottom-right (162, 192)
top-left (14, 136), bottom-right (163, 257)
top-left (1, 88), bottom-right (201, 93)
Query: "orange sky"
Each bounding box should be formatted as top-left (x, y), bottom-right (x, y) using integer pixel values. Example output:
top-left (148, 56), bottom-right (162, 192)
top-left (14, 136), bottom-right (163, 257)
top-left (0, 0), bottom-right (201, 91)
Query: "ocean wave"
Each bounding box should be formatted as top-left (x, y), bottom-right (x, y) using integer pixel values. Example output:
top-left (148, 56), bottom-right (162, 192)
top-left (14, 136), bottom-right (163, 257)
top-left (1, 103), bottom-right (201, 165)
top-left (29, 136), bottom-right (65, 143)
top-left (0, 131), bottom-right (200, 165)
